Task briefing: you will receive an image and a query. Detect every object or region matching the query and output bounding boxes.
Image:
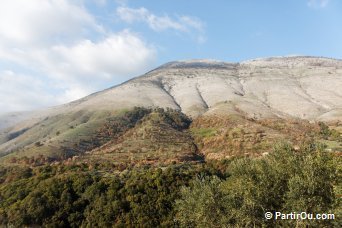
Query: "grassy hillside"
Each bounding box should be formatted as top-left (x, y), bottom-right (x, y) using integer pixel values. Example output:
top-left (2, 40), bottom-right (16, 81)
top-left (1, 107), bottom-right (341, 167)
top-left (0, 108), bottom-right (147, 164)
top-left (1, 108), bottom-right (203, 166)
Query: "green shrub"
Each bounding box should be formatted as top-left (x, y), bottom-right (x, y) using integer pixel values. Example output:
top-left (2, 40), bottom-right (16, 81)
top-left (175, 143), bottom-right (338, 227)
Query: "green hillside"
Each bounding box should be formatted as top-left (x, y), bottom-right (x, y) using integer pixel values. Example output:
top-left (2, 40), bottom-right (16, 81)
top-left (1, 107), bottom-right (341, 167)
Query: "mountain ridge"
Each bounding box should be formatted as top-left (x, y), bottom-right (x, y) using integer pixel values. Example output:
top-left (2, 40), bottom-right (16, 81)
top-left (0, 56), bottom-right (341, 161)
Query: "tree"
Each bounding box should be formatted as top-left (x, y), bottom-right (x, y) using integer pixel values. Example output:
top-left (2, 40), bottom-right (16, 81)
top-left (175, 175), bottom-right (227, 227)
top-left (175, 143), bottom-right (338, 227)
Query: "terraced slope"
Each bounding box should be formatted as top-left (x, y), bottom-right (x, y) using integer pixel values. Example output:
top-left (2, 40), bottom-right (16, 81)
top-left (84, 109), bottom-right (201, 165)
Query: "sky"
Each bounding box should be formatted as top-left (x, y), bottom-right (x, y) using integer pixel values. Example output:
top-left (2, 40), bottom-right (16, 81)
top-left (0, 0), bottom-right (341, 114)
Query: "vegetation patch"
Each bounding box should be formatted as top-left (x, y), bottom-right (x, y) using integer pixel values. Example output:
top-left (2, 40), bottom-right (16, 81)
top-left (0, 143), bottom-right (340, 227)
top-left (191, 128), bottom-right (217, 138)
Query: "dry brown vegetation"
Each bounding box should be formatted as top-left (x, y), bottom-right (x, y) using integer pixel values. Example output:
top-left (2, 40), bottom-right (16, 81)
top-left (191, 114), bottom-right (341, 160)
top-left (83, 109), bottom-right (201, 165)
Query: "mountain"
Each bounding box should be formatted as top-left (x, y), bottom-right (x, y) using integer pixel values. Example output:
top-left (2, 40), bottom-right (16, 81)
top-left (0, 56), bottom-right (341, 164)
top-left (51, 56), bottom-right (342, 120)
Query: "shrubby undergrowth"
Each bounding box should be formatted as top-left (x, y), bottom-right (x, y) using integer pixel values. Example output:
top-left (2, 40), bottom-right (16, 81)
top-left (0, 143), bottom-right (340, 227)
top-left (175, 143), bottom-right (340, 227)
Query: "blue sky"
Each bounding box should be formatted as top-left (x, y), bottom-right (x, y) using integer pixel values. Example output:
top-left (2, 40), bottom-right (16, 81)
top-left (0, 0), bottom-right (341, 113)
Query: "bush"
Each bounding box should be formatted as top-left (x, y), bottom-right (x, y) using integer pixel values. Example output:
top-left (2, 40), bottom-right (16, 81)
top-left (175, 143), bottom-right (338, 227)
top-left (34, 141), bottom-right (43, 147)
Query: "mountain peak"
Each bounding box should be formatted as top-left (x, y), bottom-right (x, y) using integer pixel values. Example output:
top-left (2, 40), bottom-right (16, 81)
top-left (154, 59), bottom-right (236, 71)
top-left (150, 56), bottom-right (342, 73)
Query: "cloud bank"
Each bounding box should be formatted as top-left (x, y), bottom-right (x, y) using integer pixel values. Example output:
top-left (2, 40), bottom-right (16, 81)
top-left (0, 0), bottom-right (156, 113)
top-left (0, 0), bottom-right (206, 113)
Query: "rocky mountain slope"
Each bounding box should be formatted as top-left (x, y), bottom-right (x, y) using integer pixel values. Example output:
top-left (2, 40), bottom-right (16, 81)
top-left (0, 56), bottom-right (341, 163)
top-left (50, 56), bottom-right (342, 120)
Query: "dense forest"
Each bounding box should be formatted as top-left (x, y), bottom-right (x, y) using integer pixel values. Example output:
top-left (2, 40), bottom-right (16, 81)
top-left (0, 142), bottom-right (340, 227)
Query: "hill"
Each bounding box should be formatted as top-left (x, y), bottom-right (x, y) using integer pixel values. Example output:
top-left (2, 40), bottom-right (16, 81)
top-left (0, 56), bottom-right (341, 164)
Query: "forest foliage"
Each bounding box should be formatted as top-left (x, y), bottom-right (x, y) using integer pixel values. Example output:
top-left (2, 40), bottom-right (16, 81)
top-left (0, 142), bottom-right (340, 227)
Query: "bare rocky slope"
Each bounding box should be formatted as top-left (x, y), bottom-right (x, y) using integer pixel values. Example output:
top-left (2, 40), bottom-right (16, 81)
top-left (0, 56), bottom-right (341, 160)
top-left (41, 56), bottom-right (342, 121)
top-left (2, 56), bottom-right (342, 123)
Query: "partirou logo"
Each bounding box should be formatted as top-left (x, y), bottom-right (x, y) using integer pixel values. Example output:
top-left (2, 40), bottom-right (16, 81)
top-left (265, 211), bottom-right (335, 220)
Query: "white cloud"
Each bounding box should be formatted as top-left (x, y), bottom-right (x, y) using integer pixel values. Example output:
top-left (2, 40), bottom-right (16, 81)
top-left (0, 0), bottom-right (102, 46)
top-left (0, 0), bottom-right (156, 113)
top-left (56, 86), bottom-right (93, 105)
top-left (0, 71), bottom-right (54, 112)
top-left (116, 7), bottom-right (205, 40)
top-left (41, 31), bottom-right (155, 102)
top-left (51, 31), bottom-right (155, 79)
top-left (307, 0), bottom-right (330, 8)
